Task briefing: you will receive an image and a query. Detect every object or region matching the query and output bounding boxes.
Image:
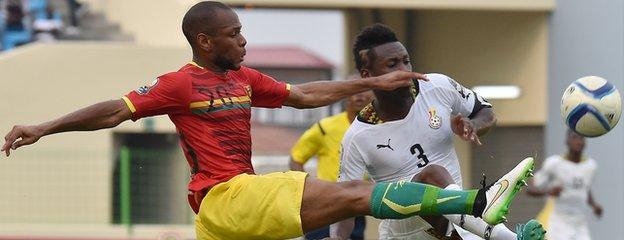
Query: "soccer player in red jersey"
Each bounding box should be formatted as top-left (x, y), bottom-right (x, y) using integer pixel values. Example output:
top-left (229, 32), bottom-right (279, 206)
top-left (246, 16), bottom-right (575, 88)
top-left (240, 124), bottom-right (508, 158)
top-left (3, 2), bottom-right (532, 239)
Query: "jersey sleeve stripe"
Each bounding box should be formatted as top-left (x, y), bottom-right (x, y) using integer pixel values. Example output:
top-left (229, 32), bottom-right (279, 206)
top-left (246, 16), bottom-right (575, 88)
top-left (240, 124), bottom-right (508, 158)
top-left (467, 90), bottom-right (491, 119)
top-left (286, 83), bottom-right (292, 91)
top-left (190, 96), bottom-right (251, 109)
top-left (121, 96), bottom-right (137, 113)
top-left (317, 122), bottom-right (326, 135)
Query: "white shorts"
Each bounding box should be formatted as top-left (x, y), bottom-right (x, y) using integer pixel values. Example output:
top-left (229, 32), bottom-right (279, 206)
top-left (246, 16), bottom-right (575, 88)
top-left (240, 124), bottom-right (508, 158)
top-left (378, 217), bottom-right (489, 240)
top-left (547, 212), bottom-right (590, 240)
top-left (378, 216), bottom-right (442, 240)
top-left (453, 223), bottom-right (485, 240)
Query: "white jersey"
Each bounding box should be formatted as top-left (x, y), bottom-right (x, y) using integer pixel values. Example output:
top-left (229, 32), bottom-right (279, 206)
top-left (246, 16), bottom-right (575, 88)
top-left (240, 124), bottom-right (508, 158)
top-left (339, 73), bottom-right (491, 185)
top-left (533, 155), bottom-right (597, 216)
top-left (338, 73), bottom-right (491, 239)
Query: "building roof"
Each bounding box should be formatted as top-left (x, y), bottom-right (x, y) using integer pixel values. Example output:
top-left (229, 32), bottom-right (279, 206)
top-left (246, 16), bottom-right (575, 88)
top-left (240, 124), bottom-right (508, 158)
top-left (224, 0), bottom-right (554, 11)
top-left (251, 122), bottom-right (303, 155)
top-left (243, 46), bottom-right (334, 69)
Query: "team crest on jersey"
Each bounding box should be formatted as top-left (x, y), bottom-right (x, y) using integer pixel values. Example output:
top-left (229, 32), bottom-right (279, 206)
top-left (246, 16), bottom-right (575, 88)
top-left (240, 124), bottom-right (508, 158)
top-left (428, 107), bottom-right (442, 129)
top-left (244, 85), bottom-right (252, 97)
top-left (135, 78), bottom-right (159, 95)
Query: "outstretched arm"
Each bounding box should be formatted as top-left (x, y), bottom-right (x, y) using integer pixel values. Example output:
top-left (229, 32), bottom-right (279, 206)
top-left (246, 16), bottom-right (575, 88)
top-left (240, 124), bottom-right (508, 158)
top-left (451, 108), bottom-right (497, 145)
top-left (470, 107), bottom-right (497, 136)
top-left (588, 190), bottom-right (602, 218)
top-left (2, 99), bottom-right (132, 156)
top-left (284, 71), bottom-right (427, 109)
top-left (526, 179), bottom-right (562, 197)
top-left (289, 158), bottom-right (305, 171)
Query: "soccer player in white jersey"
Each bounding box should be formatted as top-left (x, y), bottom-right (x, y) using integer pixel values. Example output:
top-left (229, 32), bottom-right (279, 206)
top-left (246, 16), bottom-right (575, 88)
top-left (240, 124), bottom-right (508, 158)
top-left (527, 130), bottom-right (602, 240)
top-left (330, 24), bottom-right (545, 240)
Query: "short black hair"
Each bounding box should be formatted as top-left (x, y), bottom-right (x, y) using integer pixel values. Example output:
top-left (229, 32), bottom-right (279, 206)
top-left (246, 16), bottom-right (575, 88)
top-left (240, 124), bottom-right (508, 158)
top-left (182, 1), bottom-right (232, 48)
top-left (352, 23), bottom-right (399, 71)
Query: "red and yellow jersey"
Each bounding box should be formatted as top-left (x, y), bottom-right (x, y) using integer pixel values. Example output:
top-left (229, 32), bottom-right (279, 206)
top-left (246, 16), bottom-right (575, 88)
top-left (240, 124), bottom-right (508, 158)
top-left (123, 62), bottom-right (290, 192)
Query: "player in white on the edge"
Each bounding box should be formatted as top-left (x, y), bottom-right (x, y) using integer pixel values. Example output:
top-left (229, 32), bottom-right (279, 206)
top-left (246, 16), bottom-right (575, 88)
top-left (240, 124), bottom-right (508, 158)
top-left (528, 130), bottom-right (603, 240)
top-left (330, 24), bottom-right (545, 240)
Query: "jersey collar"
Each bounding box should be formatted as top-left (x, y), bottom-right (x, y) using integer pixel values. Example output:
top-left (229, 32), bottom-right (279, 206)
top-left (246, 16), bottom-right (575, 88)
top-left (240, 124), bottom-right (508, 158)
top-left (357, 80), bottom-right (420, 125)
top-left (562, 153), bottom-right (588, 163)
top-left (189, 61), bottom-right (204, 69)
top-left (187, 61), bottom-right (229, 79)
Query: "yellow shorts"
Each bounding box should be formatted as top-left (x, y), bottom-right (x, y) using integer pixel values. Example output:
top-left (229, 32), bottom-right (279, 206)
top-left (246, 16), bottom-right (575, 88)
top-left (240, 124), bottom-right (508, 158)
top-left (195, 171), bottom-right (308, 240)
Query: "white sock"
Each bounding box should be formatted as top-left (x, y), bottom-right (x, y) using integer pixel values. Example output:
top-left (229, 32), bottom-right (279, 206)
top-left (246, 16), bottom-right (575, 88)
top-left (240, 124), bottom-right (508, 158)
top-left (443, 184), bottom-right (517, 240)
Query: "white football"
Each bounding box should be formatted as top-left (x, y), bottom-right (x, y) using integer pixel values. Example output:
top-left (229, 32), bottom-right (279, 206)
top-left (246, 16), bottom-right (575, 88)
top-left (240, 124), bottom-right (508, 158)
top-left (561, 76), bottom-right (621, 137)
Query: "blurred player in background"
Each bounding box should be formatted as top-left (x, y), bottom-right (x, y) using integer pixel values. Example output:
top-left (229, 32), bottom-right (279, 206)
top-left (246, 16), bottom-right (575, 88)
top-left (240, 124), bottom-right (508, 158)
top-left (527, 129), bottom-right (602, 240)
top-left (331, 24), bottom-right (545, 240)
top-left (2, 2), bottom-right (528, 239)
top-left (290, 83), bottom-right (373, 239)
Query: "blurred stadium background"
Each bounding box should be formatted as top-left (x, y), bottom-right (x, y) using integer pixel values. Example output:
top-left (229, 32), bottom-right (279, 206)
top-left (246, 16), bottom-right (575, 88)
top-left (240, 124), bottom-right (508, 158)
top-left (0, 0), bottom-right (622, 239)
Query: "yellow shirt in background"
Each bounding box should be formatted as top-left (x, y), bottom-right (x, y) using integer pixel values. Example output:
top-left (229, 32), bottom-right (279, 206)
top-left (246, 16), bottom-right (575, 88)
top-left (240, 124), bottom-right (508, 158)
top-left (291, 112), bottom-right (350, 182)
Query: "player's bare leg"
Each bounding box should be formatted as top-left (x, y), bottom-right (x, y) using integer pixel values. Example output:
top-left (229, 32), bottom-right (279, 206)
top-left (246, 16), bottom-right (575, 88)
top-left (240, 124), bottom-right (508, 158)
top-left (300, 178), bottom-right (374, 231)
top-left (411, 165), bottom-right (458, 235)
top-left (301, 177), bottom-right (494, 232)
top-left (300, 177), bottom-right (493, 232)
top-left (412, 164), bottom-right (456, 187)
top-left (300, 158), bottom-right (536, 234)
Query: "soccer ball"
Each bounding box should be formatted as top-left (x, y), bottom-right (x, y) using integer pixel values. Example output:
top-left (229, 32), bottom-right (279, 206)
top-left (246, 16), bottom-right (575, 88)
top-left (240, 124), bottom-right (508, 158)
top-left (561, 76), bottom-right (621, 137)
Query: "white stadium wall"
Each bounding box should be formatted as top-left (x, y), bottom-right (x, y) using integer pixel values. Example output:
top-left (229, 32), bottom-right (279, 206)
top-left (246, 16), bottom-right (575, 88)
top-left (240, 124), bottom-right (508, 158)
top-left (412, 10), bottom-right (549, 127)
top-left (0, 43), bottom-right (188, 224)
top-left (547, 0), bottom-right (624, 238)
top-left (78, 0), bottom-right (191, 47)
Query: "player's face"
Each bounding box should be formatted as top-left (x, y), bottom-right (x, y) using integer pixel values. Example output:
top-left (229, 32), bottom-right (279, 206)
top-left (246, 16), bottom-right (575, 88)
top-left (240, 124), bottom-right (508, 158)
top-left (346, 90), bottom-right (374, 112)
top-left (209, 10), bottom-right (247, 71)
top-left (362, 42), bottom-right (412, 77)
top-left (567, 132), bottom-right (585, 153)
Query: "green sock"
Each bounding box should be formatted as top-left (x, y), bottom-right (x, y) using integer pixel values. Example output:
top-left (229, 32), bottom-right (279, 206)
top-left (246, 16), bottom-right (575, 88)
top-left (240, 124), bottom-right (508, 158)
top-left (369, 181), bottom-right (479, 219)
